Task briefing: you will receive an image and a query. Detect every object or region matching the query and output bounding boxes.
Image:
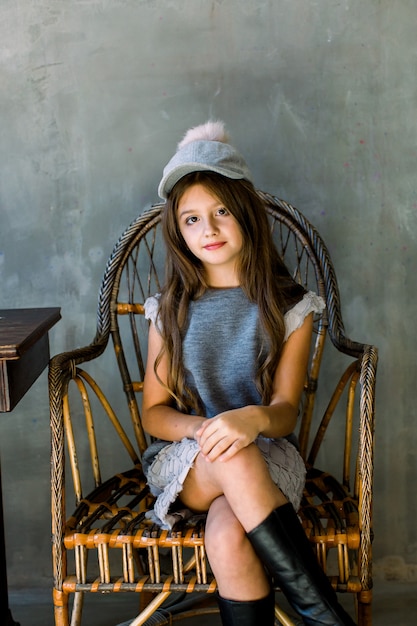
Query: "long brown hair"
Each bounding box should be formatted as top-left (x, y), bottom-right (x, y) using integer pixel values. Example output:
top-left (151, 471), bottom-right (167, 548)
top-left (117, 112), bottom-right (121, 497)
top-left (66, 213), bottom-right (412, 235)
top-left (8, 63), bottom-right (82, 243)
top-left (155, 172), bottom-right (305, 414)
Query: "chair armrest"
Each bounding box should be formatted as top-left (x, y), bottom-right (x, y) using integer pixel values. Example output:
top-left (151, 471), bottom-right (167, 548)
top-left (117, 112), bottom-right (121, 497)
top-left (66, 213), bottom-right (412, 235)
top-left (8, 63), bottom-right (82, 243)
top-left (49, 336), bottom-right (113, 590)
top-left (357, 343), bottom-right (378, 590)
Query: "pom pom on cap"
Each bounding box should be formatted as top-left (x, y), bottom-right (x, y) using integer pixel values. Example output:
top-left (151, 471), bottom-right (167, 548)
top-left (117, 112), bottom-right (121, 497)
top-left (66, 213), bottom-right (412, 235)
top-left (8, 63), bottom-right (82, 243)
top-left (177, 120), bottom-right (230, 149)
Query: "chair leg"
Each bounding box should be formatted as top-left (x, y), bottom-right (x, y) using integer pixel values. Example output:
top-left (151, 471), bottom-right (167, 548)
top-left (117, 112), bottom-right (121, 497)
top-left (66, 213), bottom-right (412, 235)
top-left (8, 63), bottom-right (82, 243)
top-left (70, 592), bottom-right (84, 626)
top-left (357, 590), bottom-right (372, 626)
top-left (53, 589), bottom-right (69, 626)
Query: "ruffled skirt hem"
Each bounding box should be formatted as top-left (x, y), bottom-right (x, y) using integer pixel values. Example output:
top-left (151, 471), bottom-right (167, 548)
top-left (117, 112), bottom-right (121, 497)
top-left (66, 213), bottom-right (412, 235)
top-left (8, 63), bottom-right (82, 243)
top-left (144, 436), bottom-right (306, 530)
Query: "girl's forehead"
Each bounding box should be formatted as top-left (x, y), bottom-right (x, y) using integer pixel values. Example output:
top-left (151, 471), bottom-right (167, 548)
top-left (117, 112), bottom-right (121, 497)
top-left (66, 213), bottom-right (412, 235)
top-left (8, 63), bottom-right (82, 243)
top-left (177, 183), bottom-right (222, 210)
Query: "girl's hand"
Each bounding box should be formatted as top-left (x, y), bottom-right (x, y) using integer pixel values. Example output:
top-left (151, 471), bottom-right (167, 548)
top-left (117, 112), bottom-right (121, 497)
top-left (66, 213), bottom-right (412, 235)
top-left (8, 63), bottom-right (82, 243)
top-left (194, 407), bottom-right (261, 463)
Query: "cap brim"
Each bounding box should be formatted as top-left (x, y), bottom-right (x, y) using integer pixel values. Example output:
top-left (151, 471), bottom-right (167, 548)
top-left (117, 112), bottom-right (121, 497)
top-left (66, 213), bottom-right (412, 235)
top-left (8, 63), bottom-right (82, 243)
top-left (158, 163), bottom-right (246, 199)
top-left (157, 139), bottom-right (252, 199)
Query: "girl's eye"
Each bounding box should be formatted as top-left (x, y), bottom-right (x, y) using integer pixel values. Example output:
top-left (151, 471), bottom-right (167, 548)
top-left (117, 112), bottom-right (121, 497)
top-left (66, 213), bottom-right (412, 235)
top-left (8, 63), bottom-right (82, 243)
top-left (185, 216), bottom-right (199, 225)
top-left (217, 207), bottom-right (228, 215)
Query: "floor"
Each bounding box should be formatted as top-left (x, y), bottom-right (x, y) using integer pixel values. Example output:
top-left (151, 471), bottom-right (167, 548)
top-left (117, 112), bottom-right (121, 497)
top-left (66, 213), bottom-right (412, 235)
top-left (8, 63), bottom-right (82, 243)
top-left (8, 579), bottom-right (417, 625)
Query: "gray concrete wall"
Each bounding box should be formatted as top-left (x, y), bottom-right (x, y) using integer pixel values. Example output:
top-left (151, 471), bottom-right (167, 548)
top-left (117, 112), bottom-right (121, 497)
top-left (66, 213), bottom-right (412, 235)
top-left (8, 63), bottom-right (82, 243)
top-left (1, 0), bottom-right (416, 588)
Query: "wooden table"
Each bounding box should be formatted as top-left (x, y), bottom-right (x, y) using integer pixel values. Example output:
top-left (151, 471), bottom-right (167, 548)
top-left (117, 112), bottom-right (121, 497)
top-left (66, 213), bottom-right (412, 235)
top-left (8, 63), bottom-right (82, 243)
top-left (0, 308), bottom-right (61, 626)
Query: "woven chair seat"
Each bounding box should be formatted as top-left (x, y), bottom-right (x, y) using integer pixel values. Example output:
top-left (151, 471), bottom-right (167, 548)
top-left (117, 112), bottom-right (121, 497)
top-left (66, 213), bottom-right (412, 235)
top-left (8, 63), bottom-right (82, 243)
top-left (61, 464), bottom-right (361, 598)
top-left (63, 466), bottom-right (216, 595)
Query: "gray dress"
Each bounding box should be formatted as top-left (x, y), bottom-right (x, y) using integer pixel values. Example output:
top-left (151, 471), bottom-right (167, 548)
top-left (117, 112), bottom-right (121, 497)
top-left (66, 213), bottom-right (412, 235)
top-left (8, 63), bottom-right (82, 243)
top-left (143, 288), bottom-right (325, 529)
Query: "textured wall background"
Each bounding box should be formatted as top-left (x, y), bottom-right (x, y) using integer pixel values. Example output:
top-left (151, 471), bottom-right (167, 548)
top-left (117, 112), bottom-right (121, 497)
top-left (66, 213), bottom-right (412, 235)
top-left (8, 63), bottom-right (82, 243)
top-left (1, 0), bottom-right (416, 588)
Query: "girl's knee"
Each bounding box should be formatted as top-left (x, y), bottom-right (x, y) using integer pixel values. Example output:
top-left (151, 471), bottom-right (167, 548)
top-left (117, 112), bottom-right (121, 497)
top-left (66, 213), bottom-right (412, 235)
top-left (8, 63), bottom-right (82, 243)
top-left (205, 498), bottom-right (246, 554)
top-left (226, 441), bottom-right (266, 472)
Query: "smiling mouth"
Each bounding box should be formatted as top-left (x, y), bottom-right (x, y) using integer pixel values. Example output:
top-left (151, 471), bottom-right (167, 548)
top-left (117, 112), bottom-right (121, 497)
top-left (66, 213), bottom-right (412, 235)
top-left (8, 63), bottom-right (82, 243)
top-left (203, 242), bottom-right (226, 251)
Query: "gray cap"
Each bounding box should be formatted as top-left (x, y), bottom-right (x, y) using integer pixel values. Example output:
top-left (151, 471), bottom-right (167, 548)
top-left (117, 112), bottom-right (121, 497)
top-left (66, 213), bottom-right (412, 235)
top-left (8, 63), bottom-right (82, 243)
top-left (158, 131), bottom-right (253, 200)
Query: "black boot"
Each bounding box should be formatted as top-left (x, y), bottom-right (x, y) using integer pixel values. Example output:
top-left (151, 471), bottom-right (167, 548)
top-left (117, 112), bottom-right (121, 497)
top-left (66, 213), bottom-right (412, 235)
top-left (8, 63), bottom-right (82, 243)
top-left (247, 503), bottom-right (356, 626)
top-left (216, 589), bottom-right (275, 625)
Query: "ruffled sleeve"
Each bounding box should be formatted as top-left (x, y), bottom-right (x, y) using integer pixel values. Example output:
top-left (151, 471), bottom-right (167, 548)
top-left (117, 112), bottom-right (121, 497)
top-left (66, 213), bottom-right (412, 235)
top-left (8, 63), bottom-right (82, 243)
top-left (284, 291), bottom-right (325, 342)
top-left (144, 294), bottom-right (161, 330)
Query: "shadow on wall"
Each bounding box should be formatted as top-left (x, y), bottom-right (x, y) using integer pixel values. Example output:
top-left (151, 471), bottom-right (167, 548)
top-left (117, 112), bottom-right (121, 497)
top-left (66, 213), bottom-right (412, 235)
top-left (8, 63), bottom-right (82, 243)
top-left (373, 556), bottom-right (417, 582)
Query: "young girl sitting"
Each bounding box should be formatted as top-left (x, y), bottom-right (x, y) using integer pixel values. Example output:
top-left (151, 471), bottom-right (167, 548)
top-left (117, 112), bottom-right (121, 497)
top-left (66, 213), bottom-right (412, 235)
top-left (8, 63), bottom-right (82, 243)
top-left (142, 121), bottom-right (356, 626)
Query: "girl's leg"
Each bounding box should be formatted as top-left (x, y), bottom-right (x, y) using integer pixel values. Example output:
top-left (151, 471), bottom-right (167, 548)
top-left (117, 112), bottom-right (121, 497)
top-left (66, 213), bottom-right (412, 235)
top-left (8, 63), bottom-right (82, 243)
top-left (205, 496), bottom-right (275, 626)
top-left (247, 503), bottom-right (356, 626)
top-left (181, 444), bottom-right (356, 626)
top-left (204, 495), bottom-right (271, 600)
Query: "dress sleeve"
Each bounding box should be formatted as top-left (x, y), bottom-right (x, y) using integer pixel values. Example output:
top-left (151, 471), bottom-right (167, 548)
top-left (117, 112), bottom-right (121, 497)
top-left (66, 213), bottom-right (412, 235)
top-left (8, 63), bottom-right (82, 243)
top-left (144, 294), bottom-right (161, 329)
top-left (284, 291), bottom-right (325, 342)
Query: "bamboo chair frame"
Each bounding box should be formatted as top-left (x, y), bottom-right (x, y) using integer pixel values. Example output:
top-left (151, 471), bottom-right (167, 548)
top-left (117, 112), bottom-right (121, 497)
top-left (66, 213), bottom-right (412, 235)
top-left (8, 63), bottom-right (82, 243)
top-left (49, 191), bottom-right (378, 626)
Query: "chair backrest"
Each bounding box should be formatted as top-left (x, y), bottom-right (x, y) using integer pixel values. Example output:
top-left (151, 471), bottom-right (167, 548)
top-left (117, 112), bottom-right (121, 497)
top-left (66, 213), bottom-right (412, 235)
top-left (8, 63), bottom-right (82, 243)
top-left (56, 190), bottom-right (374, 511)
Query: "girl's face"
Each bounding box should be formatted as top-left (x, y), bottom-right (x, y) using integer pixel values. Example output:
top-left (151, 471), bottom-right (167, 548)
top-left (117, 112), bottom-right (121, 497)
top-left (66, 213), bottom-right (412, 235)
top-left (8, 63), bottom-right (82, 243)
top-left (176, 183), bottom-right (243, 287)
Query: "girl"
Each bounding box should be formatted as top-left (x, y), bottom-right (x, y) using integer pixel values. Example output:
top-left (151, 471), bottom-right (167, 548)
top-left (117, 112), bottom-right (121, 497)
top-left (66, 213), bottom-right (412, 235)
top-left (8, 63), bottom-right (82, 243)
top-left (142, 121), bottom-right (356, 626)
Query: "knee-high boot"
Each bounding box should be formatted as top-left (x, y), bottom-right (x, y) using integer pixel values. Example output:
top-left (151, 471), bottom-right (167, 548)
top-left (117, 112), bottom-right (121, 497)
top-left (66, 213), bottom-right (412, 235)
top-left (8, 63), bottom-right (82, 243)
top-left (247, 503), bottom-right (356, 626)
top-left (216, 589), bottom-right (275, 626)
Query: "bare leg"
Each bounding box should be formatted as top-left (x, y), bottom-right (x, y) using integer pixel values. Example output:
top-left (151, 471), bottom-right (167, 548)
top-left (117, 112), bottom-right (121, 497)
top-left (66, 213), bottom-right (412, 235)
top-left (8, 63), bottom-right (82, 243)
top-left (180, 441), bottom-right (287, 531)
top-left (204, 495), bottom-right (271, 601)
top-left (180, 442), bottom-right (354, 625)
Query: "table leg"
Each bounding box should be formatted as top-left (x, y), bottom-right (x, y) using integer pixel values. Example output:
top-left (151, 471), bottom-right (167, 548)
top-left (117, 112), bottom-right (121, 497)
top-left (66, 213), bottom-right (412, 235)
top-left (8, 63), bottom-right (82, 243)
top-left (0, 459), bottom-right (20, 626)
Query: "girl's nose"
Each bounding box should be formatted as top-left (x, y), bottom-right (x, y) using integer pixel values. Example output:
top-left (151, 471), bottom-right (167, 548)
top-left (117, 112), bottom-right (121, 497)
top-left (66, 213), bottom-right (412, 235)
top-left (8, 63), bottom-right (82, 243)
top-left (204, 217), bottom-right (218, 236)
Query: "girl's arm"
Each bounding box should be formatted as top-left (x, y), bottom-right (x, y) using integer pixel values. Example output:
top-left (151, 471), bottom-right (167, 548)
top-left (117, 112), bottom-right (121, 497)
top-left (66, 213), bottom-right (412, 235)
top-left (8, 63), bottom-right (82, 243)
top-left (196, 312), bottom-right (314, 462)
top-left (256, 310), bottom-right (314, 437)
top-left (142, 322), bottom-right (205, 441)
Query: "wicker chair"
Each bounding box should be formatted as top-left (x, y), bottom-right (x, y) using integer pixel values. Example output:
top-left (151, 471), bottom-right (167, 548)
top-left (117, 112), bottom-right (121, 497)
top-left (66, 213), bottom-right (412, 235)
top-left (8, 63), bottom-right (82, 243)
top-left (49, 191), bottom-right (378, 626)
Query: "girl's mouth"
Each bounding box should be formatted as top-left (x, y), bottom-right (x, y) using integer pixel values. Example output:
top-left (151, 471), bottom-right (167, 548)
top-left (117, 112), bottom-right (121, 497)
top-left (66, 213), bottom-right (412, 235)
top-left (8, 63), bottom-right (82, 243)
top-left (203, 242), bottom-right (226, 251)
